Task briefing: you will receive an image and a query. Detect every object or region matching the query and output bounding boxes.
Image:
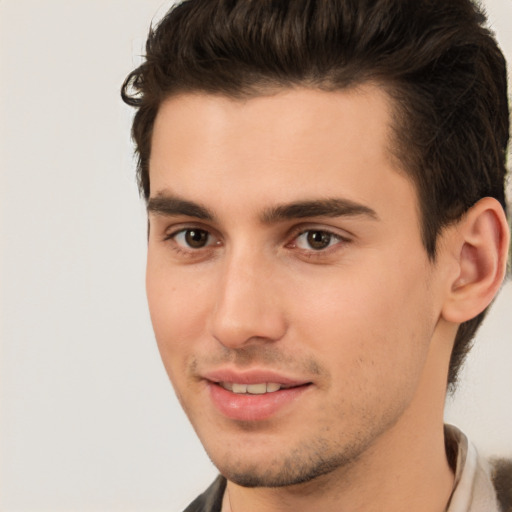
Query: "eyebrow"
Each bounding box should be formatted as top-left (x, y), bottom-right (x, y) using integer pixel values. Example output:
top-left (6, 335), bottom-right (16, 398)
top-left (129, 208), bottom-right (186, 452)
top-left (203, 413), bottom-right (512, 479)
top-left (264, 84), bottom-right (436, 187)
top-left (147, 195), bottom-right (214, 220)
top-left (147, 194), bottom-right (379, 223)
top-left (261, 198), bottom-right (379, 223)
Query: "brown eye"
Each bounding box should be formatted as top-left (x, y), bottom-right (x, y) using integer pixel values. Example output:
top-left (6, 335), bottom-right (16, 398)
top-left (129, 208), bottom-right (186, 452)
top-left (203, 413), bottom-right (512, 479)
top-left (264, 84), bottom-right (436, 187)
top-left (306, 230), bottom-right (333, 250)
top-left (184, 229), bottom-right (209, 248)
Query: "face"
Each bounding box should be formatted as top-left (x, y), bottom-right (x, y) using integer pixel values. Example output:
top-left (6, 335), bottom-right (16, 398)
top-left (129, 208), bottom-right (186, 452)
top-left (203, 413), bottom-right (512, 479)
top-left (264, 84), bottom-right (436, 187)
top-left (146, 87), bottom-right (449, 487)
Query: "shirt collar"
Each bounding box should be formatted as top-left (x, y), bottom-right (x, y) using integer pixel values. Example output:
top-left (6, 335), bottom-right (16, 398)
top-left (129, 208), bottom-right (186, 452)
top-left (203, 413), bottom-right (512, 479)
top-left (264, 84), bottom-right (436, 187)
top-left (445, 424), bottom-right (500, 512)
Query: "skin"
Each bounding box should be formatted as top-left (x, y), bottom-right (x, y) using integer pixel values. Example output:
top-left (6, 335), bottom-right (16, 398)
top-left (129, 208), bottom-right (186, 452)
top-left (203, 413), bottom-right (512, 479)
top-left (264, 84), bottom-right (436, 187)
top-left (145, 86), bottom-right (505, 511)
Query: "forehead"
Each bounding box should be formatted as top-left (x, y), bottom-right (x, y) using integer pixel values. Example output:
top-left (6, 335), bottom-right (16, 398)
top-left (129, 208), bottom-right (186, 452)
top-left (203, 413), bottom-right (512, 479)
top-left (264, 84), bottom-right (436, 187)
top-left (151, 86), bottom-right (393, 168)
top-left (148, 86), bottom-right (418, 225)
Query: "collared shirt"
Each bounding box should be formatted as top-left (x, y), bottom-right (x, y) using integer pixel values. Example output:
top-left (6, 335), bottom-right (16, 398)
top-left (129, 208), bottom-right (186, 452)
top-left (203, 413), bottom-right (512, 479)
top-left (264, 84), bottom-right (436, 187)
top-left (184, 425), bottom-right (507, 512)
top-left (445, 425), bottom-right (502, 511)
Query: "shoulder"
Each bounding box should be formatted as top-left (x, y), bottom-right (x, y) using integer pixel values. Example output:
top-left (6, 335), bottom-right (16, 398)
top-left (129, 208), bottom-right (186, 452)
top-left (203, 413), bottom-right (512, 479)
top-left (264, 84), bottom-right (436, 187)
top-left (491, 458), bottom-right (512, 512)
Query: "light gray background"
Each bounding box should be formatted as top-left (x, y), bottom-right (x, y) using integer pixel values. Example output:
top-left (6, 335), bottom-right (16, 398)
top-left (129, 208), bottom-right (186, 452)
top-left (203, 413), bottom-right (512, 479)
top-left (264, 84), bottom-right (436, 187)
top-left (0, 1), bottom-right (511, 510)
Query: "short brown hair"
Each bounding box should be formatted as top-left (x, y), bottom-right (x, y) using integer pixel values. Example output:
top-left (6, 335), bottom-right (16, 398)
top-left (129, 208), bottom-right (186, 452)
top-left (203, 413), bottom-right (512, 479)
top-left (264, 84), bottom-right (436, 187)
top-left (121, 0), bottom-right (509, 387)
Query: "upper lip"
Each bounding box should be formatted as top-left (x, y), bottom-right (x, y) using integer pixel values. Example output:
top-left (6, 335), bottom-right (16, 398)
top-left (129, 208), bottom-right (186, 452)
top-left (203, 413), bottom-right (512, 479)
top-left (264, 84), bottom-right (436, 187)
top-left (202, 368), bottom-right (311, 387)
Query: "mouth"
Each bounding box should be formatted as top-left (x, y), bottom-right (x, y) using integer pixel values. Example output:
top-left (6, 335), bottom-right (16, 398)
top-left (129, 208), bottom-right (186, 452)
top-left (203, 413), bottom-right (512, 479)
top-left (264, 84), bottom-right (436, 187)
top-left (217, 381), bottom-right (296, 394)
top-left (204, 371), bottom-right (313, 421)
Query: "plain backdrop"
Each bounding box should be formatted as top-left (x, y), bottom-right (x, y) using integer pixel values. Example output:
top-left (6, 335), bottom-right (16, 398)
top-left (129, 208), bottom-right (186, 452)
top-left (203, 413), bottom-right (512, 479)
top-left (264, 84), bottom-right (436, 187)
top-left (0, 0), bottom-right (511, 510)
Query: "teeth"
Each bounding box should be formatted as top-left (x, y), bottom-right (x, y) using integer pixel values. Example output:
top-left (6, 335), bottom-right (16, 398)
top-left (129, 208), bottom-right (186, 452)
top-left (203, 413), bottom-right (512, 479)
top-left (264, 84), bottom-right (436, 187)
top-left (232, 383), bottom-right (248, 394)
top-left (246, 383), bottom-right (267, 394)
top-left (220, 382), bottom-right (283, 394)
top-left (266, 382), bottom-right (281, 393)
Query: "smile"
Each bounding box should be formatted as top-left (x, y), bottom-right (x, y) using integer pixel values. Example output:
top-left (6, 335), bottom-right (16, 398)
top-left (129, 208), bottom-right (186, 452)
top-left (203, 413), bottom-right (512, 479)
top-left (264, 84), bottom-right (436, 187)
top-left (219, 382), bottom-right (286, 394)
top-left (208, 379), bottom-right (312, 421)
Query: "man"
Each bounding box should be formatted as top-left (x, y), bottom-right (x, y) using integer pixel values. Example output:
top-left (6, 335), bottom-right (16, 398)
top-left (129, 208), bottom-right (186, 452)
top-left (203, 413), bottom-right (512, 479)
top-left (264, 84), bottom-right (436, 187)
top-left (122, 0), bottom-right (511, 510)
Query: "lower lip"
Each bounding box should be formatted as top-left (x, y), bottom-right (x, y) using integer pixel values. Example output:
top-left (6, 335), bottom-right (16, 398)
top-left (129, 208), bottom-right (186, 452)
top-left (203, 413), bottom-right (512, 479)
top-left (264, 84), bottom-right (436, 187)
top-left (208, 382), bottom-right (310, 422)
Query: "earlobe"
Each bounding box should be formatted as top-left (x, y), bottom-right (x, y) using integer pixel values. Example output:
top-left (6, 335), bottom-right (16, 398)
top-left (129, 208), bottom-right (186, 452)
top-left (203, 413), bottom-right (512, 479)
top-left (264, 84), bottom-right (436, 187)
top-left (442, 197), bottom-right (509, 324)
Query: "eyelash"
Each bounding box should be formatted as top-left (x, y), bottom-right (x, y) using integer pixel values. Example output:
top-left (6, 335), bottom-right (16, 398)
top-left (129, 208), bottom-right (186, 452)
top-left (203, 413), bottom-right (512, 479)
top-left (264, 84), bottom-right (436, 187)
top-left (287, 229), bottom-right (348, 254)
top-left (163, 226), bottom-right (220, 258)
top-left (162, 225), bottom-right (350, 260)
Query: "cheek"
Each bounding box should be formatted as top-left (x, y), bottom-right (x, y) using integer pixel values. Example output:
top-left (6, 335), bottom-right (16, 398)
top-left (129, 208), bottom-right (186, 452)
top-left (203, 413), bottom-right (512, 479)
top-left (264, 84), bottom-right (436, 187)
top-left (293, 261), bottom-right (435, 385)
top-left (145, 259), bottom-right (214, 375)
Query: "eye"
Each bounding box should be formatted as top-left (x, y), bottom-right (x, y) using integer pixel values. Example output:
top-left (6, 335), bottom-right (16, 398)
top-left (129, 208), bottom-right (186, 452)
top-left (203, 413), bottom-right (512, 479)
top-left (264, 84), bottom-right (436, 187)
top-left (294, 230), bottom-right (342, 251)
top-left (172, 228), bottom-right (215, 249)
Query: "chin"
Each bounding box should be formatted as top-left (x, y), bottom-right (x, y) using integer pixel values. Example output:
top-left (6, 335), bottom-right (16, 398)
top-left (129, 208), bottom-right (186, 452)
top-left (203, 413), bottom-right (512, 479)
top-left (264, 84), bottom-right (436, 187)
top-left (207, 436), bottom-right (365, 488)
top-left (222, 461), bottom-right (341, 488)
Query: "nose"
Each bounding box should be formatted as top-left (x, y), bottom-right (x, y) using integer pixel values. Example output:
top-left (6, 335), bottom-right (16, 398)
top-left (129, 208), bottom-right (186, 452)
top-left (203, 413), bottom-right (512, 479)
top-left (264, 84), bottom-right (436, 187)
top-left (209, 251), bottom-right (288, 349)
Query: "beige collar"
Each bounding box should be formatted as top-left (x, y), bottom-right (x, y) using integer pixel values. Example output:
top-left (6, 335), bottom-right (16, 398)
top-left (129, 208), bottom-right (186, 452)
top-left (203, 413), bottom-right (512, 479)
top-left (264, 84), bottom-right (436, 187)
top-left (445, 424), bottom-right (500, 512)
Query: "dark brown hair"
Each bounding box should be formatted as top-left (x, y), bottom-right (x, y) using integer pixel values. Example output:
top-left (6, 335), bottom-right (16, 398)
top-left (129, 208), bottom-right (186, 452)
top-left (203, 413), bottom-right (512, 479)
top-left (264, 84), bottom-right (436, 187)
top-left (121, 0), bottom-right (509, 387)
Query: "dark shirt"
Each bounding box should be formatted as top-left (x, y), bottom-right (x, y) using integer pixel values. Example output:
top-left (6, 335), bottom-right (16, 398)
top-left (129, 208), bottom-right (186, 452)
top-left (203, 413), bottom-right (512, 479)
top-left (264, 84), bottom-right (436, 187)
top-left (183, 475), bottom-right (226, 512)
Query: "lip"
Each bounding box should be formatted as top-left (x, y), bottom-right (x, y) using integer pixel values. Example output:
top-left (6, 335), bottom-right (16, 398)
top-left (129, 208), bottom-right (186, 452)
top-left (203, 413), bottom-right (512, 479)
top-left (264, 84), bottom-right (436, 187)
top-left (203, 368), bottom-right (312, 422)
top-left (203, 368), bottom-right (310, 387)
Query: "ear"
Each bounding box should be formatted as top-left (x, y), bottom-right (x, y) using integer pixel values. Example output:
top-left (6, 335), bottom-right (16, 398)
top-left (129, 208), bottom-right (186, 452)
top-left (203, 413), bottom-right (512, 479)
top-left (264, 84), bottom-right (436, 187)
top-left (441, 197), bottom-right (510, 324)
